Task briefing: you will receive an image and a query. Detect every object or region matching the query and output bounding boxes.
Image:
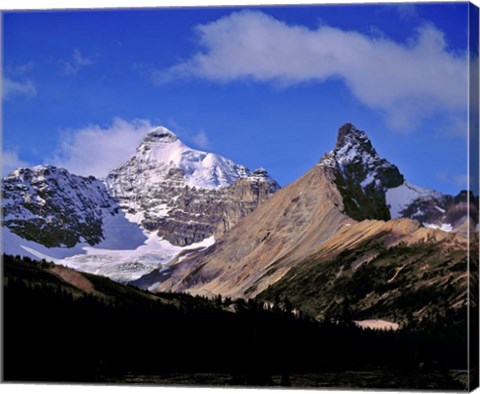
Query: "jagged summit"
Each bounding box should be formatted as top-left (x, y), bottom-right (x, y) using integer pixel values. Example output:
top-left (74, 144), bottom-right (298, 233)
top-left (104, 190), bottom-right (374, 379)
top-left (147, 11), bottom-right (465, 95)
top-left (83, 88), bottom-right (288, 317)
top-left (111, 126), bottom-right (251, 190)
top-left (250, 167), bottom-right (276, 180)
top-left (334, 123), bottom-right (377, 158)
top-left (332, 123), bottom-right (391, 174)
top-left (7, 164), bottom-right (95, 181)
top-left (143, 126), bottom-right (178, 144)
top-left (336, 123), bottom-right (364, 147)
top-left (328, 124), bottom-right (459, 231)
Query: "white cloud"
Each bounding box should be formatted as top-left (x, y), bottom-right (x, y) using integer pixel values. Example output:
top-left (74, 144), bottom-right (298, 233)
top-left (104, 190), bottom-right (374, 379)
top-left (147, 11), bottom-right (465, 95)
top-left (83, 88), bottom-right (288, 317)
top-left (52, 118), bottom-right (154, 177)
top-left (160, 11), bottom-right (467, 132)
top-left (192, 129), bottom-right (210, 149)
top-left (2, 77), bottom-right (37, 99)
top-left (61, 49), bottom-right (93, 76)
top-left (2, 150), bottom-right (29, 176)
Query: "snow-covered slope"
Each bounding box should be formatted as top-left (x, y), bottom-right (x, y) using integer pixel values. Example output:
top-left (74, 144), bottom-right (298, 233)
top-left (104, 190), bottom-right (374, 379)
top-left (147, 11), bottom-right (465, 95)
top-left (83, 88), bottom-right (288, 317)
top-left (3, 225), bottom-right (214, 282)
top-left (386, 181), bottom-right (442, 218)
top-left (106, 126), bottom-right (250, 193)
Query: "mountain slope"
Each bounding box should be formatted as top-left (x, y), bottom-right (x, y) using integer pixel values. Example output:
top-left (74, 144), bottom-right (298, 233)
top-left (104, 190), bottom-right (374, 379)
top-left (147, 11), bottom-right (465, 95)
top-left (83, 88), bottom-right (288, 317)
top-left (134, 155), bottom-right (352, 296)
top-left (258, 218), bottom-right (472, 323)
top-left (329, 123), bottom-right (405, 220)
top-left (3, 165), bottom-right (120, 247)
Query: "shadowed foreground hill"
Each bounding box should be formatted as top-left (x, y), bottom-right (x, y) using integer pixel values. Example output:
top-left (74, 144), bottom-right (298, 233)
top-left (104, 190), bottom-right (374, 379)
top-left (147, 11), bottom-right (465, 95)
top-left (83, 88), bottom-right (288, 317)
top-left (3, 254), bottom-right (469, 389)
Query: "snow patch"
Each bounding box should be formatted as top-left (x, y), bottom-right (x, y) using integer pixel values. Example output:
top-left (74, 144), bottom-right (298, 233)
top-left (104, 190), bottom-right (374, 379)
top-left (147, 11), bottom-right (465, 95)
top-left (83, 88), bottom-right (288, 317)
top-left (354, 319), bottom-right (399, 331)
top-left (425, 223), bottom-right (453, 232)
top-left (386, 181), bottom-right (441, 218)
top-left (360, 173), bottom-right (375, 189)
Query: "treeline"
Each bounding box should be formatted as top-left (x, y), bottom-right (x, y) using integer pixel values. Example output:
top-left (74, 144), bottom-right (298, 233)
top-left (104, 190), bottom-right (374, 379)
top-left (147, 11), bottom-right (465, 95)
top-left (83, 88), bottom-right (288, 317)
top-left (2, 255), bottom-right (468, 388)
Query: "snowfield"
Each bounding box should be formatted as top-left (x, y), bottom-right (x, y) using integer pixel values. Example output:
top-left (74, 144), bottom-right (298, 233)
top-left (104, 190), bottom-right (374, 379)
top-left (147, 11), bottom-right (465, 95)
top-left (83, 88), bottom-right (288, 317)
top-left (2, 214), bottom-right (214, 282)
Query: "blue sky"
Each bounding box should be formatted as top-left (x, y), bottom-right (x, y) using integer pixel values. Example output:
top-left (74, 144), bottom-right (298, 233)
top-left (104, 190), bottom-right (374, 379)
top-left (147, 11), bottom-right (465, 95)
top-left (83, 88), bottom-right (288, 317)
top-left (2, 2), bottom-right (472, 194)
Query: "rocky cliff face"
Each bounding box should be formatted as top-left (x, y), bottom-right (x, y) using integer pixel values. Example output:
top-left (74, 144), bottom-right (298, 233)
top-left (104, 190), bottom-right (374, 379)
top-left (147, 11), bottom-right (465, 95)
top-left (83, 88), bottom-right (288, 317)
top-left (2, 165), bottom-right (118, 247)
top-left (105, 127), bottom-right (280, 246)
top-left (326, 123), bottom-right (404, 221)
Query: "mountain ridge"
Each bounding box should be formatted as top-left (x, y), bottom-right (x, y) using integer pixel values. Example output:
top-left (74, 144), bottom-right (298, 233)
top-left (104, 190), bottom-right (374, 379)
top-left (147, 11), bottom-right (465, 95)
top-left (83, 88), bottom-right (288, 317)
top-left (136, 123), bottom-right (475, 326)
top-left (2, 126), bottom-right (280, 280)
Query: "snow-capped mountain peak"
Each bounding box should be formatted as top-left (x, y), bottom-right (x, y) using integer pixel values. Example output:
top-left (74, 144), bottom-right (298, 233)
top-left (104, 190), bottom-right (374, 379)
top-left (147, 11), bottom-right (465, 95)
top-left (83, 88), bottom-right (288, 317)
top-left (331, 123), bottom-right (402, 189)
top-left (123, 125), bottom-right (249, 190)
top-left (105, 125), bottom-right (280, 246)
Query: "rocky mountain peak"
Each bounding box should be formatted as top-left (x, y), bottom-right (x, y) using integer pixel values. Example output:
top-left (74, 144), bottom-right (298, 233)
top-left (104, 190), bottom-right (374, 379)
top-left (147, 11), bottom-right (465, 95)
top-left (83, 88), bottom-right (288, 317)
top-left (336, 123), bottom-right (364, 147)
top-left (143, 126), bottom-right (179, 144)
top-left (319, 124), bottom-right (405, 221)
top-left (334, 123), bottom-right (378, 165)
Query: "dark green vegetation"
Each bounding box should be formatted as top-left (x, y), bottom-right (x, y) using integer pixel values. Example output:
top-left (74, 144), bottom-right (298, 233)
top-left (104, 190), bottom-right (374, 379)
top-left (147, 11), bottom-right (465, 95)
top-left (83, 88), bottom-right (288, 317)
top-left (258, 236), bottom-right (468, 324)
top-left (3, 254), bottom-right (469, 389)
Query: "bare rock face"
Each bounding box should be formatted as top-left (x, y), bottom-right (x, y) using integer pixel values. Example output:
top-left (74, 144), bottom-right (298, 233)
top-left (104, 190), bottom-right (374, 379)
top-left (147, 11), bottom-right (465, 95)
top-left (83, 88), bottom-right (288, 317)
top-left (2, 165), bottom-right (118, 247)
top-left (105, 127), bottom-right (280, 246)
top-left (214, 169), bottom-right (281, 238)
top-left (328, 123), bottom-right (404, 220)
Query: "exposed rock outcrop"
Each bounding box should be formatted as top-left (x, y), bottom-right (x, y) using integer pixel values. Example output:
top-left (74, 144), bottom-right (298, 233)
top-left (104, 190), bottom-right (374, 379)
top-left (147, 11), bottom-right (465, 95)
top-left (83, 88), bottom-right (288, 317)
top-left (2, 165), bottom-right (118, 247)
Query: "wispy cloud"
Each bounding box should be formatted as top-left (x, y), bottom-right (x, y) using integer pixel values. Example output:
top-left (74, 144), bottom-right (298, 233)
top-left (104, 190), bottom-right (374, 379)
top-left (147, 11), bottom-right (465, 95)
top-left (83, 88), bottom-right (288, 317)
top-left (2, 77), bottom-right (37, 100)
top-left (61, 49), bottom-right (93, 76)
top-left (192, 129), bottom-right (210, 149)
top-left (436, 170), bottom-right (468, 190)
top-left (2, 150), bottom-right (29, 176)
top-left (157, 11), bottom-right (467, 133)
top-left (395, 4), bottom-right (419, 20)
top-left (51, 118), bottom-right (154, 177)
top-left (7, 61), bottom-right (35, 76)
